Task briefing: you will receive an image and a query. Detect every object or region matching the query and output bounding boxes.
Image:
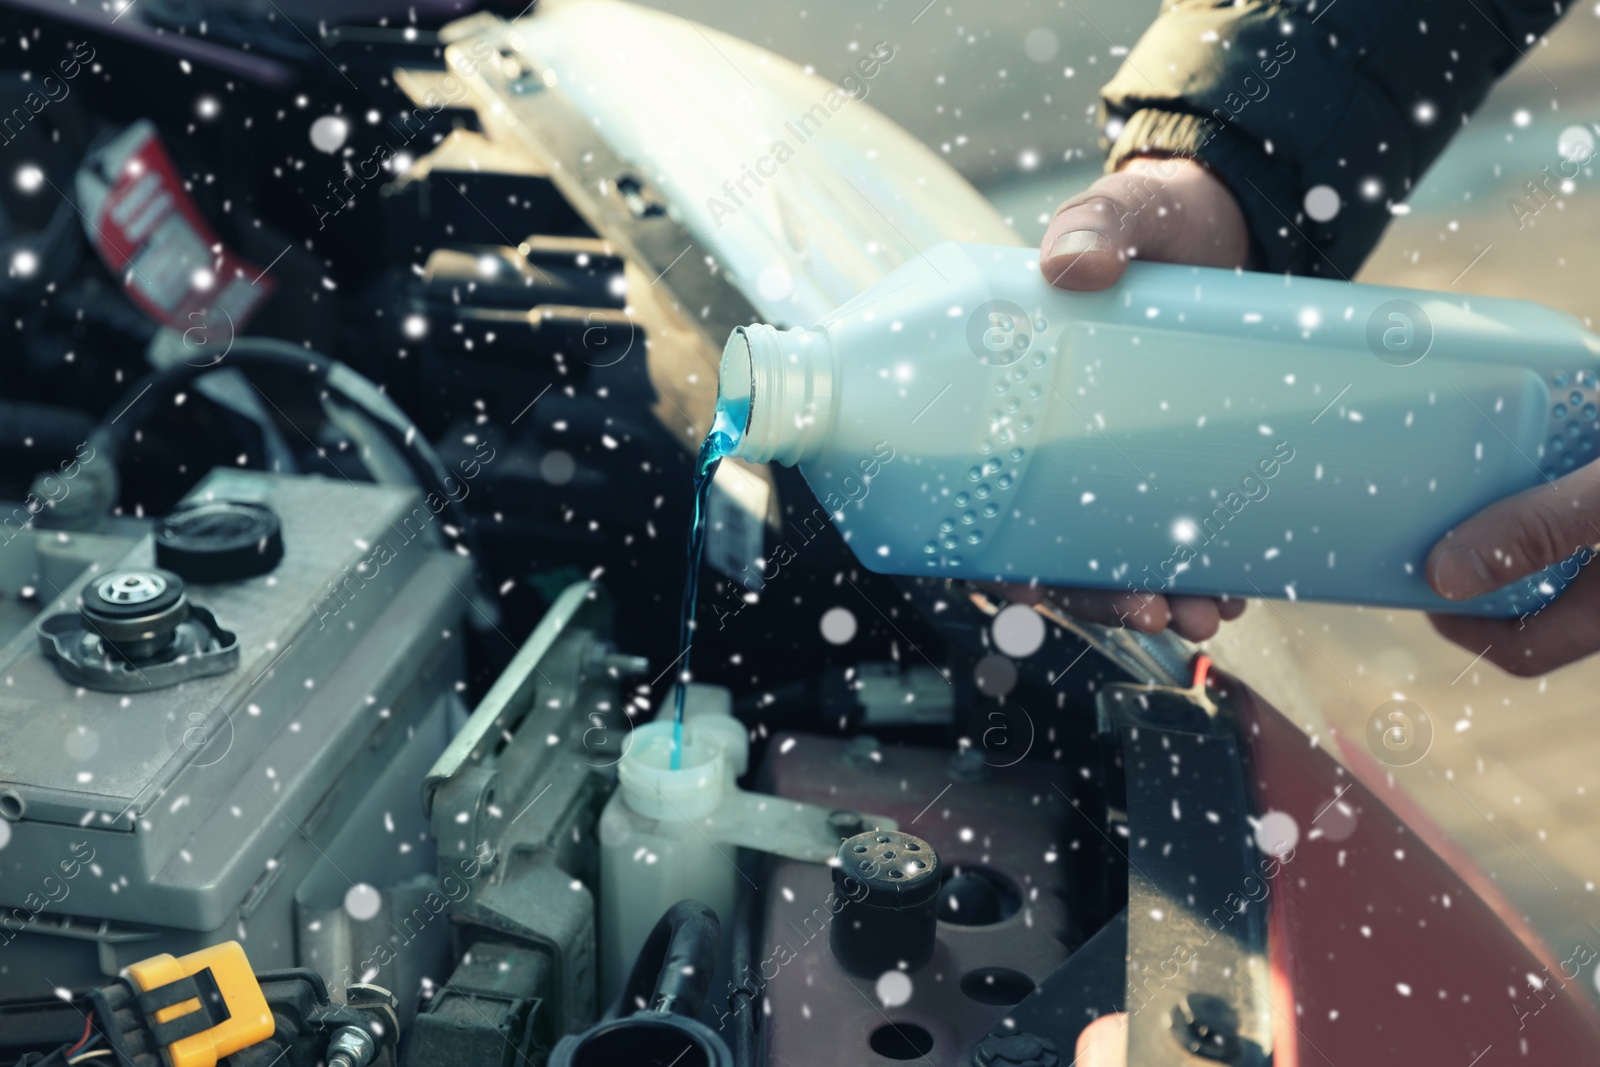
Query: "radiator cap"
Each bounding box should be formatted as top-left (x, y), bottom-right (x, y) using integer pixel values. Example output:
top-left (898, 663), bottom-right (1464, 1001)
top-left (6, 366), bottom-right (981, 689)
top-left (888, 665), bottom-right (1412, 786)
top-left (155, 500), bottom-right (283, 582)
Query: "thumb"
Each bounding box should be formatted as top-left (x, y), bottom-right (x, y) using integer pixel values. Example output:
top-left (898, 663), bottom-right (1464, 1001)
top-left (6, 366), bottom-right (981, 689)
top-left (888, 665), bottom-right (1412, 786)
top-left (1074, 1012), bottom-right (1129, 1067)
top-left (1039, 157), bottom-right (1249, 292)
top-left (1427, 461), bottom-right (1600, 600)
top-left (1039, 187), bottom-right (1136, 292)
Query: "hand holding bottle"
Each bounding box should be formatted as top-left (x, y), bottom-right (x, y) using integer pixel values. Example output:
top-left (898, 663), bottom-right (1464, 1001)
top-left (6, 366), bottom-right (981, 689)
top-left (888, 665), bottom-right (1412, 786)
top-left (1015, 157), bottom-right (1252, 641)
top-left (719, 163), bottom-right (1584, 631)
top-left (1426, 465), bottom-right (1600, 675)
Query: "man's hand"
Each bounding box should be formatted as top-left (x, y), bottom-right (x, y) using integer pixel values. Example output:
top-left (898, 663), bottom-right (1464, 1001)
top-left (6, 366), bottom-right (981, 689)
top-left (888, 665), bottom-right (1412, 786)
top-left (1074, 1012), bottom-right (1129, 1067)
top-left (1009, 156), bottom-right (1252, 642)
top-left (983, 581), bottom-right (1249, 644)
top-left (1426, 463), bottom-right (1600, 676)
top-left (1040, 156), bottom-right (1251, 291)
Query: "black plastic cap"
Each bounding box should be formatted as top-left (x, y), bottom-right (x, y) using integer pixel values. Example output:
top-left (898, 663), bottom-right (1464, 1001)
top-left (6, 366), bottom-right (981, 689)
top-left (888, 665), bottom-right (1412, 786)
top-left (830, 830), bottom-right (941, 978)
top-left (155, 501), bottom-right (283, 583)
top-left (835, 829), bottom-right (941, 906)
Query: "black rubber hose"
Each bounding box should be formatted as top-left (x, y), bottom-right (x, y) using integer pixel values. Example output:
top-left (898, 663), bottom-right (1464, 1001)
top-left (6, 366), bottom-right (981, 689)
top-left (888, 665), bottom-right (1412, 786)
top-left (0, 401), bottom-right (95, 469)
top-left (621, 900), bottom-right (720, 1019)
top-left (0, 192), bottom-right (82, 300)
top-left (92, 337), bottom-right (481, 564)
top-left (728, 871), bottom-right (760, 1067)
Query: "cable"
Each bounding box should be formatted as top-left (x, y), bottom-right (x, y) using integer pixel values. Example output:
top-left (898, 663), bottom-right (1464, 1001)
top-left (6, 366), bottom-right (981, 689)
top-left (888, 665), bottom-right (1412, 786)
top-left (728, 874), bottom-right (759, 1067)
top-left (67, 1051), bottom-right (112, 1065)
top-left (63, 1016), bottom-right (93, 1057)
top-left (0, 193), bottom-right (83, 300)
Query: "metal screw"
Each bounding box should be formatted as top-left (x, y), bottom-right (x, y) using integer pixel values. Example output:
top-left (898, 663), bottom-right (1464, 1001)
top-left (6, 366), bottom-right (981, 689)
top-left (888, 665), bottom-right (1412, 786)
top-left (1169, 995), bottom-right (1241, 1062)
top-left (845, 736), bottom-right (882, 771)
top-left (97, 571), bottom-right (167, 605)
top-left (948, 746), bottom-right (990, 783)
top-left (595, 648), bottom-right (650, 677)
top-left (827, 808), bottom-right (866, 840)
top-left (971, 1031), bottom-right (1059, 1067)
top-left (326, 1025), bottom-right (377, 1067)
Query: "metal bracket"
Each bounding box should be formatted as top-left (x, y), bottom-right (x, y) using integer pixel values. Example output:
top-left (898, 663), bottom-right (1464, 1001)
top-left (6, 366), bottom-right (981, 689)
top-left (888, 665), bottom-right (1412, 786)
top-left (37, 605), bottom-right (239, 692)
top-left (420, 580), bottom-right (641, 1038)
top-left (1098, 683), bottom-right (1274, 1066)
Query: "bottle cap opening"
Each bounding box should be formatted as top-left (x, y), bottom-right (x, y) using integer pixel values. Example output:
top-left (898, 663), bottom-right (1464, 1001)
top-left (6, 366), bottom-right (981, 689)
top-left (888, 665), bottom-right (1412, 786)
top-left (618, 721), bottom-right (726, 821)
top-left (715, 323), bottom-right (834, 466)
top-left (713, 330), bottom-right (754, 456)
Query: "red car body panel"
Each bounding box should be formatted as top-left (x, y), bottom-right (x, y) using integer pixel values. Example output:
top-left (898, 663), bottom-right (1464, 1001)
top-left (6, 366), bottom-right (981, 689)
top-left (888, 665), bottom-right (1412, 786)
top-left (1229, 673), bottom-right (1600, 1063)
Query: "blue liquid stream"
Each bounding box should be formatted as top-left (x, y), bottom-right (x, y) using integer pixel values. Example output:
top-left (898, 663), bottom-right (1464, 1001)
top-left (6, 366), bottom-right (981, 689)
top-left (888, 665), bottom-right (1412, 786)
top-left (672, 415), bottom-right (738, 769)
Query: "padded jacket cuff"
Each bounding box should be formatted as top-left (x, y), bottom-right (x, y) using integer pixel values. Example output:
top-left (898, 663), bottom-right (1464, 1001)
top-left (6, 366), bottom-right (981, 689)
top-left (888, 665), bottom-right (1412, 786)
top-left (1105, 107), bottom-right (1312, 276)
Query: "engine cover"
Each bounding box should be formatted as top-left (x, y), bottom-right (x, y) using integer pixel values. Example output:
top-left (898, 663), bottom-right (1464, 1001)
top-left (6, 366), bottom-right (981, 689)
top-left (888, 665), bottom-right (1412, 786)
top-left (0, 471), bottom-right (471, 998)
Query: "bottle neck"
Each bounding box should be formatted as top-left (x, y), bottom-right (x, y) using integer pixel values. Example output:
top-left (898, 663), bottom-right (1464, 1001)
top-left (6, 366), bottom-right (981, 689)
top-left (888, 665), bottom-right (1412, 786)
top-left (618, 722), bottom-right (726, 821)
top-left (717, 323), bottom-right (834, 466)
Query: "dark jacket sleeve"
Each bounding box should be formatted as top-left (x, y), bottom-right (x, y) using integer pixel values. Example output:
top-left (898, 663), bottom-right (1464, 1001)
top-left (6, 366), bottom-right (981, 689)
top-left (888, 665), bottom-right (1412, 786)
top-left (1099, 0), bottom-right (1569, 277)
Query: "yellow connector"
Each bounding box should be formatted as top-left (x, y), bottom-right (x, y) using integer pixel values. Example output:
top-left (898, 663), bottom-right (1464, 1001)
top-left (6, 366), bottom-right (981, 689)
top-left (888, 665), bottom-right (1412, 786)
top-left (123, 941), bottom-right (274, 1067)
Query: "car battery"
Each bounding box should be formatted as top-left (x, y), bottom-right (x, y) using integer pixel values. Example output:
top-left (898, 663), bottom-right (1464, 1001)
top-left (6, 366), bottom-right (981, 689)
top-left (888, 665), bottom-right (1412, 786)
top-left (0, 471), bottom-right (471, 999)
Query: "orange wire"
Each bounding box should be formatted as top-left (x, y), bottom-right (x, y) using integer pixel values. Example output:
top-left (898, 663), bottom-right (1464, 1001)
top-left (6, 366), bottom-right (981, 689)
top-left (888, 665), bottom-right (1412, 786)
top-left (1191, 654), bottom-right (1212, 691)
top-left (64, 1014), bottom-right (93, 1056)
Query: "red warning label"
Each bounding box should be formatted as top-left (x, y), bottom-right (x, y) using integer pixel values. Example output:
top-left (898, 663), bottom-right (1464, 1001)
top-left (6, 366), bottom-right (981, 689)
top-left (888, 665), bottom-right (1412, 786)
top-left (76, 119), bottom-right (272, 334)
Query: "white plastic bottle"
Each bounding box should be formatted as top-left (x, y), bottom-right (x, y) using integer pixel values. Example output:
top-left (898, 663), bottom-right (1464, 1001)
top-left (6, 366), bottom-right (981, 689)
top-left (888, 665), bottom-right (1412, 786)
top-left (598, 697), bottom-right (740, 1006)
top-left (598, 685), bottom-right (896, 1003)
top-left (712, 241), bottom-right (1600, 615)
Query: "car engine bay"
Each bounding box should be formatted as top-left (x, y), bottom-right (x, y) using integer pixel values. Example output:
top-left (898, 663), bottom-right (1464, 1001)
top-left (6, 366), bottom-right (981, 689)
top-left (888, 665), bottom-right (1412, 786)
top-left (1, 3), bottom-right (1597, 1066)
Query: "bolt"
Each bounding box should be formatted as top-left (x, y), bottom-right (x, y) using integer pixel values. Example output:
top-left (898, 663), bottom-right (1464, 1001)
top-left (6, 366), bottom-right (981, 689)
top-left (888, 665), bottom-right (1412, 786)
top-left (827, 808), bottom-right (866, 840)
top-left (596, 649), bottom-right (650, 677)
top-left (844, 736), bottom-right (882, 771)
top-left (1169, 995), bottom-right (1241, 1062)
top-left (948, 746), bottom-right (990, 783)
top-left (971, 1031), bottom-right (1059, 1067)
top-left (326, 1025), bottom-right (377, 1067)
